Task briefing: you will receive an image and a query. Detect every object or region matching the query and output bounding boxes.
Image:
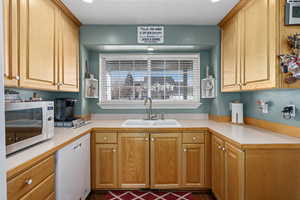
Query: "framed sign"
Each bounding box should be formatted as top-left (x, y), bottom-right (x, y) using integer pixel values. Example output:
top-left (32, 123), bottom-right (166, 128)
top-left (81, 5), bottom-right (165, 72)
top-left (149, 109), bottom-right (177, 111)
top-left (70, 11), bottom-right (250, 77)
top-left (137, 26), bottom-right (164, 44)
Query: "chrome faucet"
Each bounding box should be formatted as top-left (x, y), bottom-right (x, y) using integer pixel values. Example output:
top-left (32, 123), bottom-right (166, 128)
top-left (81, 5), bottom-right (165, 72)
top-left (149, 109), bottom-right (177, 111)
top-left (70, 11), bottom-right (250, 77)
top-left (144, 97), bottom-right (153, 120)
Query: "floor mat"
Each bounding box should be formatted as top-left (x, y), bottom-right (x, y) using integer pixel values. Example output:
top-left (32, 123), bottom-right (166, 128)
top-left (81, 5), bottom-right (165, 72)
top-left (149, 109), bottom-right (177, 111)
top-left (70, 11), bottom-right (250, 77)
top-left (105, 191), bottom-right (193, 200)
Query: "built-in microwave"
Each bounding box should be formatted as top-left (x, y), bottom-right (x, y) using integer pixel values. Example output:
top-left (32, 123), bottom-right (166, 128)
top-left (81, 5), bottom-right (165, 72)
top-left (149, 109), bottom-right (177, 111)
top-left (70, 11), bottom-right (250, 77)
top-left (5, 101), bottom-right (54, 155)
top-left (285, 0), bottom-right (300, 25)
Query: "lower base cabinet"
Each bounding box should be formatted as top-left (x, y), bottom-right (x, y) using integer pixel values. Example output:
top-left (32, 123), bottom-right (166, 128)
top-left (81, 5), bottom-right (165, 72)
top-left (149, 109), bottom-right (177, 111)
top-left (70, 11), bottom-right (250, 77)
top-left (92, 131), bottom-right (210, 190)
top-left (212, 136), bottom-right (244, 200)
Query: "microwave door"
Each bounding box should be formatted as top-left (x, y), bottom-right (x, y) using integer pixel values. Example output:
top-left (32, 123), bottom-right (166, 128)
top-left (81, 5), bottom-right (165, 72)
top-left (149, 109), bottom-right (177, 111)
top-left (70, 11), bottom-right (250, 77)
top-left (5, 108), bottom-right (44, 154)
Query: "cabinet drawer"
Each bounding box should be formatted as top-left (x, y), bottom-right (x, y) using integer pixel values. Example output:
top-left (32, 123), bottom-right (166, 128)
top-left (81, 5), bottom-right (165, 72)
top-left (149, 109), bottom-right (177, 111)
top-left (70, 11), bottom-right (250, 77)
top-left (7, 156), bottom-right (55, 200)
top-left (20, 174), bottom-right (55, 200)
top-left (183, 133), bottom-right (205, 144)
top-left (95, 132), bottom-right (117, 144)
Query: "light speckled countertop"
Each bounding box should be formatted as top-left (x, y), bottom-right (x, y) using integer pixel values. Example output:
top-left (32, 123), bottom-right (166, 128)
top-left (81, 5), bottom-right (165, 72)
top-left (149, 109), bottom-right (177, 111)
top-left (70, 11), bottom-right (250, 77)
top-left (6, 120), bottom-right (300, 174)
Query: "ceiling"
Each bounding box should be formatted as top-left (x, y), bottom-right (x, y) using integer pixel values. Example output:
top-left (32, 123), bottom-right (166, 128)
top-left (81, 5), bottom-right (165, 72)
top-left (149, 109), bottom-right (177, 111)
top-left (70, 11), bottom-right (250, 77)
top-left (61, 0), bottom-right (239, 25)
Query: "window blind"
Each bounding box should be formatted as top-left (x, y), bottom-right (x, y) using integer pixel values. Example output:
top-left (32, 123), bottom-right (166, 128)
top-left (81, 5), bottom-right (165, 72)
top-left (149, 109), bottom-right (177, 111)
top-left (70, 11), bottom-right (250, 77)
top-left (99, 54), bottom-right (201, 107)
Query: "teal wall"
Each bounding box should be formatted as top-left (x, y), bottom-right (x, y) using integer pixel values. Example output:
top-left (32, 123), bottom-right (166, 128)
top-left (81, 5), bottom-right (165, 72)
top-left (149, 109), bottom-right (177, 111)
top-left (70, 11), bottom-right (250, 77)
top-left (241, 89), bottom-right (300, 127)
top-left (80, 25), bottom-right (229, 114)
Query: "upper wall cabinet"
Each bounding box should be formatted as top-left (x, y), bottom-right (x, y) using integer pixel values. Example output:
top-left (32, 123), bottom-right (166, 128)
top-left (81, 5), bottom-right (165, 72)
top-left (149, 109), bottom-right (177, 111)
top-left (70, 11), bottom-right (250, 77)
top-left (4, 0), bottom-right (19, 87)
top-left (4, 0), bottom-right (80, 92)
top-left (58, 12), bottom-right (80, 92)
top-left (19, 0), bottom-right (59, 91)
top-left (220, 0), bottom-right (299, 92)
top-left (221, 15), bottom-right (241, 92)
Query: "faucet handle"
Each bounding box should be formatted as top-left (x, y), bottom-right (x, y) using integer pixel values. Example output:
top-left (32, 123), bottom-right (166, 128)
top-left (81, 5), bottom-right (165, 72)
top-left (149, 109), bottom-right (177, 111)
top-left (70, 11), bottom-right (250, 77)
top-left (160, 113), bottom-right (165, 120)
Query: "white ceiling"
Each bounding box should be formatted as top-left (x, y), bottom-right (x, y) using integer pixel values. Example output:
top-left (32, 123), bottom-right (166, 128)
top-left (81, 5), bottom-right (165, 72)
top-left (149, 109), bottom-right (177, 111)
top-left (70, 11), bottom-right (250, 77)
top-left (61, 0), bottom-right (239, 25)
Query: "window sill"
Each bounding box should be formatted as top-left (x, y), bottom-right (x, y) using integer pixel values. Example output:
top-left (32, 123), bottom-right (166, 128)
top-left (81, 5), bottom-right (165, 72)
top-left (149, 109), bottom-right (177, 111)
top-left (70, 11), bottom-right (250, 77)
top-left (97, 102), bottom-right (202, 109)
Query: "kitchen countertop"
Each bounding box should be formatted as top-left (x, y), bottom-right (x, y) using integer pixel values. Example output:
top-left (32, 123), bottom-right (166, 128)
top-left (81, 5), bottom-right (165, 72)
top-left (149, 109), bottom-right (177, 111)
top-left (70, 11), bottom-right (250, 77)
top-left (6, 119), bottom-right (300, 177)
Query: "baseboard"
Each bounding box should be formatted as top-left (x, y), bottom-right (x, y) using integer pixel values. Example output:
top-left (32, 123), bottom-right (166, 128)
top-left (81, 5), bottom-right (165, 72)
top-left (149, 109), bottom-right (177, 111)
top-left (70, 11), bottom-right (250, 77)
top-left (244, 117), bottom-right (300, 139)
top-left (208, 114), bottom-right (231, 122)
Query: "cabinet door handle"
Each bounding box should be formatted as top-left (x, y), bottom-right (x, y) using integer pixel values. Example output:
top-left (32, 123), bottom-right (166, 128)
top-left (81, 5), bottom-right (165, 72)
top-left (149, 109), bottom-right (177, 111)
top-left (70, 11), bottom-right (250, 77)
top-left (151, 138), bottom-right (155, 142)
top-left (218, 145), bottom-right (222, 150)
top-left (112, 149), bottom-right (116, 152)
top-left (145, 138), bottom-right (149, 141)
top-left (12, 75), bottom-right (20, 80)
top-left (25, 179), bottom-right (33, 185)
top-left (183, 149), bottom-right (187, 152)
top-left (222, 147), bottom-right (226, 152)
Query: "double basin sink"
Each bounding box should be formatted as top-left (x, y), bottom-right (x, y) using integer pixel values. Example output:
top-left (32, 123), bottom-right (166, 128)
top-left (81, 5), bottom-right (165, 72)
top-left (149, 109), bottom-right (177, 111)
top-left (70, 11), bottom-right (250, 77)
top-left (122, 119), bottom-right (181, 128)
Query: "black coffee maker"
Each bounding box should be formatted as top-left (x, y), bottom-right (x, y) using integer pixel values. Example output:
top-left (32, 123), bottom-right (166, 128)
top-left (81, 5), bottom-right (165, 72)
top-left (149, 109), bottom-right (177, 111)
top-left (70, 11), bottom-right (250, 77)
top-left (54, 98), bottom-right (77, 123)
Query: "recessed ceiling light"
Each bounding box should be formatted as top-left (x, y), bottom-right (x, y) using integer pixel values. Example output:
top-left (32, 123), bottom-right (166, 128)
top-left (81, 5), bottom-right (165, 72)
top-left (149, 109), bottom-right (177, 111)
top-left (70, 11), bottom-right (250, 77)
top-left (82, 0), bottom-right (93, 3)
top-left (211, 0), bottom-right (221, 3)
top-left (147, 47), bottom-right (155, 51)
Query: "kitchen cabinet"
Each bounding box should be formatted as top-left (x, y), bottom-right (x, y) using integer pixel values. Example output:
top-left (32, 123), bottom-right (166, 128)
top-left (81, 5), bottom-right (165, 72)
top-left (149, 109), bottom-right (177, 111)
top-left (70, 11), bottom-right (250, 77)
top-left (240, 0), bottom-right (276, 90)
top-left (118, 133), bottom-right (150, 188)
top-left (182, 144), bottom-right (205, 188)
top-left (95, 144), bottom-right (118, 189)
top-left (212, 135), bottom-right (244, 200)
top-left (92, 131), bottom-right (209, 190)
top-left (4, 0), bottom-right (80, 91)
top-left (7, 155), bottom-right (55, 200)
top-left (221, 15), bottom-right (241, 92)
top-left (220, 0), bottom-right (298, 92)
top-left (58, 12), bottom-right (80, 92)
top-left (150, 133), bottom-right (182, 189)
top-left (4, 0), bottom-right (20, 87)
top-left (19, 0), bottom-right (59, 90)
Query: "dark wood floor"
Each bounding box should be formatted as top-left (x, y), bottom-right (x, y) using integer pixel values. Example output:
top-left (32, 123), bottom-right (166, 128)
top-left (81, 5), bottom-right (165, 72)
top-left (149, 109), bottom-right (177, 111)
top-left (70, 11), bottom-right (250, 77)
top-left (87, 192), bottom-right (216, 200)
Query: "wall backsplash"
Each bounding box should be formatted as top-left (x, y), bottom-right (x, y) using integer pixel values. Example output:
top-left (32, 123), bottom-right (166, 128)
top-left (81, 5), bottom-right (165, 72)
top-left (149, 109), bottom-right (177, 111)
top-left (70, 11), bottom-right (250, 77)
top-left (240, 89), bottom-right (300, 128)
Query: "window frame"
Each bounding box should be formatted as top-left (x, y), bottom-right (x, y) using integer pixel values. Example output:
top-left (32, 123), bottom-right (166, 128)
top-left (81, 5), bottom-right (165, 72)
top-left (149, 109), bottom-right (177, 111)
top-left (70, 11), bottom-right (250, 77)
top-left (98, 53), bottom-right (201, 109)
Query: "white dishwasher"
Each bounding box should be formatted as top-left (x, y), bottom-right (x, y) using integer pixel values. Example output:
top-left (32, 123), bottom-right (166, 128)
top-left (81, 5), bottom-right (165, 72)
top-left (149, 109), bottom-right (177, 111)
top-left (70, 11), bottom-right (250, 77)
top-left (56, 134), bottom-right (91, 200)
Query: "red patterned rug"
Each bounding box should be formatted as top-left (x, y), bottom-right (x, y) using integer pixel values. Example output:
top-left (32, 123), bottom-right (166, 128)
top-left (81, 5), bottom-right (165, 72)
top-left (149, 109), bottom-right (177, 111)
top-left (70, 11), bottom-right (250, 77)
top-left (105, 191), bottom-right (193, 200)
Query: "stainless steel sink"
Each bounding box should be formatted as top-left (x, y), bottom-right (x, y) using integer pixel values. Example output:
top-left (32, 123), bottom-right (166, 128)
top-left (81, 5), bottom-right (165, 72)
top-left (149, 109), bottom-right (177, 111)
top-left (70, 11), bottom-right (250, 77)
top-left (122, 119), bottom-right (181, 128)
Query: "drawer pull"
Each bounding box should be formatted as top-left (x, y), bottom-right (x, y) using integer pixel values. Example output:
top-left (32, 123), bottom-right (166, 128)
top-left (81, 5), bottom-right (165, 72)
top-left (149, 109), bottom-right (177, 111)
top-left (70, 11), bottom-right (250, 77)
top-left (25, 179), bottom-right (33, 185)
top-left (183, 149), bottom-right (187, 152)
top-left (192, 137), bottom-right (197, 140)
top-left (112, 149), bottom-right (116, 152)
top-left (103, 137), bottom-right (107, 140)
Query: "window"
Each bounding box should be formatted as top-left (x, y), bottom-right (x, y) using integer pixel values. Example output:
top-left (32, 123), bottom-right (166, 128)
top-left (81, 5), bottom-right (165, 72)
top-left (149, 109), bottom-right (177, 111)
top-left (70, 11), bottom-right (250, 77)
top-left (99, 54), bottom-right (201, 109)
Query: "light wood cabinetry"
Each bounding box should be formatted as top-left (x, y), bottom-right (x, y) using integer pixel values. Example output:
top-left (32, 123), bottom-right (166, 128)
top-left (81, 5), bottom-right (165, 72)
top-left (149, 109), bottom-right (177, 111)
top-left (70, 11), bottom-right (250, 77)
top-left (150, 133), bottom-right (182, 189)
top-left (4, 0), bottom-right (80, 91)
top-left (118, 133), bottom-right (150, 188)
top-left (212, 136), bottom-right (244, 200)
top-left (182, 144), bottom-right (205, 188)
top-left (220, 0), bottom-right (300, 91)
top-left (19, 0), bottom-right (59, 90)
top-left (58, 12), bottom-right (80, 92)
top-left (92, 131), bottom-right (209, 190)
top-left (4, 0), bottom-right (19, 87)
top-left (95, 144), bottom-right (118, 189)
top-left (221, 15), bottom-right (241, 92)
top-left (212, 136), bottom-right (225, 200)
top-left (240, 0), bottom-right (276, 90)
top-left (7, 155), bottom-right (55, 200)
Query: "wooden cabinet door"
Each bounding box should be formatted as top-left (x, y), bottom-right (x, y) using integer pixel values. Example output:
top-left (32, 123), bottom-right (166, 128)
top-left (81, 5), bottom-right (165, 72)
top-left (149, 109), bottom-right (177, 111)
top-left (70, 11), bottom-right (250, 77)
top-left (241, 0), bottom-right (277, 90)
top-left (224, 143), bottom-right (245, 200)
top-left (19, 0), bottom-right (59, 90)
top-left (95, 144), bottom-right (118, 189)
top-left (212, 136), bottom-right (225, 200)
top-left (4, 0), bottom-right (19, 87)
top-left (118, 133), bottom-right (150, 188)
top-left (221, 16), bottom-right (241, 92)
top-left (182, 144), bottom-right (205, 188)
top-left (58, 13), bottom-right (79, 92)
top-left (150, 133), bottom-right (182, 189)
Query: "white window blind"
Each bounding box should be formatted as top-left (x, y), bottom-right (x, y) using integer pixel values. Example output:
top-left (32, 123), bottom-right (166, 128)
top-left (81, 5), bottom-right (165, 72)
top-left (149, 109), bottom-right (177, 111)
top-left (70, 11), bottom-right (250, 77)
top-left (99, 54), bottom-right (201, 109)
